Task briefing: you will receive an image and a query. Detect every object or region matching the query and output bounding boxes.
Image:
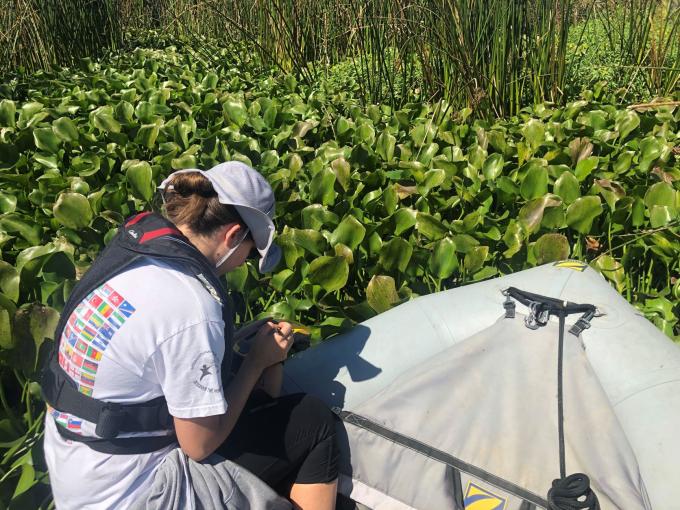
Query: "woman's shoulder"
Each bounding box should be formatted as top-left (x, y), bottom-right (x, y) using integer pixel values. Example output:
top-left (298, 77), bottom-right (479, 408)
top-left (106, 257), bottom-right (224, 322)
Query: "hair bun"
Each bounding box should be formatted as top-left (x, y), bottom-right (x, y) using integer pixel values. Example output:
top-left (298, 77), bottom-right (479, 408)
top-left (170, 173), bottom-right (216, 198)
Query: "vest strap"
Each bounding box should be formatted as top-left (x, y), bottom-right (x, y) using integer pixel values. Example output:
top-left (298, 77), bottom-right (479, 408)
top-left (55, 425), bottom-right (177, 455)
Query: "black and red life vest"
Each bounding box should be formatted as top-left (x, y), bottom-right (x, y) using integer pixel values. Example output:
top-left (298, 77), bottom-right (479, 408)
top-left (41, 212), bottom-right (233, 454)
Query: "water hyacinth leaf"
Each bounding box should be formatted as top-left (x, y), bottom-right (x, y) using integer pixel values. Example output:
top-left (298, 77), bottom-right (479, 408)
top-left (464, 246), bottom-right (488, 273)
top-left (568, 137), bottom-right (593, 165)
top-left (391, 208), bottom-right (417, 235)
top-left (270, 269), bottom-right (294, 292)
top-left (649, 206), bottom-right (675, 228)
top-left (260, 150), bottom-right (279, 170)
top-left (292, 120), bottom-right (317, 138)
top-left (310, 167), bottom-right (337, 205)
top-left (334, 243), bottom-right (354, 265)
top-left (330, 158), bottom-right (350, 192)
top-left (482, 153), bottom-right (504, 181)
top-left (136, 120), bottom-right (161, 149)
top-left (518, 195), bottom-right (561, 234)
top-left (116, 100), bottom-right (135, 123)
top-left (379, 237), bottom-right (413, 272)
top-left (638, 136), bottom-right (663, 173)
top-left (172, 153), bottom-right (198, 169)
top-left (520, 165), bottom-right (548, 200)
top-left (614, 110), bottom-right (639, 141)
top-left (0, 192), bottom-right (17, 214)
top-left (124, 160), bottom-right (153, 201)
top-left (91, 106), bottom-right (121, 133)
top-left (415, 212), bottom-right (449, 240)
top-left (0, 99), bottom-right (16, 127)
top-left (53, 117), bottom-right (79, 143)
top-left (288, 153), bottom-right (303, 174)
top-left (566, 196), bottom-right (603, 234)
top-left (14, 302), bottom-right (60, 354)
top-left (645, 182), bottom-right (676, 209)
top-left (452, 234), bottom-right (479, 253)
top-left (33, 127), bottom-right (61, 154)
top-left (554, 171), bottom-right (580, 204)
top-left (265, 301), bottom-right (296, 322)
top-left (354, 123), bottom-right (375, 145)
top-left (301, 205), bottom-right (339, 230)
top-left (53, 192), bottom-right (93, 229)
top-left (383, 185), bottom-right (398, 215)
top-left (613, 151), bottom-right (634, 174)
top-left (0, 215), bottom-right (42, 245)
top-left (0, 261), bottom-right (19, 303)
top-left (575, 156), bottom-right (598, 181)
top-left (429, 238), bottom-right (458, 278)
top-left (591, 255), bottom-right (625, 291)
top-left (330, 215), bottom-right (366, 250)
top-left (522, 119), bottom-right (545, 150)
top-left (366, 275), bottom-right (399, 314)
top-left (308, 256), bottom-right (349, 293)
top-left (541, 206), bottom-right (566, 229)
top-left (226, 263), bottom-right (248, 292)
top-left (417, 169), bottom-right (446, 195)
top-left (376, 130), bottom-right (396, 162)
top-left (502, 220), bottom-right (524, 257)
top-left (534, 233), bottom-right (570, 264)
top-left (223, 98), bottom-right (247, 127)
top-left (72, 153), bottom-right (101, 176)
top-left (410, 122), bottom-right (435, 147)
top-left (0, 306), bottom-right (12, 349)
top-left (417, 143), bottom-right (439, 166)
top-left (289, 228), bottom-right (327, 256)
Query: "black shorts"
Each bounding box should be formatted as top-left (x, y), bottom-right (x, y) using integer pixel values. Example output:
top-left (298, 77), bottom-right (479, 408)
top-left (216, 391), bottom-right (340, 494)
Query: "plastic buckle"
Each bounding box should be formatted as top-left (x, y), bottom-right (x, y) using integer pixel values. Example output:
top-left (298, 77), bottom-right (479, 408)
top-left (503, 297), bottom-right (516, 318)
top-left (95, 404), bottom-right (125, 439)
top-left (569, 318), bottom-right (591, 336)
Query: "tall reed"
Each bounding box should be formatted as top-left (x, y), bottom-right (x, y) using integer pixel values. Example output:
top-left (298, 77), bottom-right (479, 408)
top-left (596, 0), bottom-right (680, 97)
top-left (3, 0), bottom-right (677, 116)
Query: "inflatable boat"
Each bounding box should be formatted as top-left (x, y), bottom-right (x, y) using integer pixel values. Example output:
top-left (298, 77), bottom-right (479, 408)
top-left (283, 261), bottom-right (680, 510)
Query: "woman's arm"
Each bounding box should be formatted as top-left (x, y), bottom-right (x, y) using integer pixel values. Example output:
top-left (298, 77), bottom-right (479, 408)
top-left (173, 321), bottom-right (293, 461)
top-left (174, 355), bottom-right (263, 461)
top-left (258, 362), bottom-right (284, 398)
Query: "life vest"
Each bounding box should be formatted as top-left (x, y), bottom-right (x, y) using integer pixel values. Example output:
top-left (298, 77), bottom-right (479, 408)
top-left (41, 212), bottom-right (233, 455)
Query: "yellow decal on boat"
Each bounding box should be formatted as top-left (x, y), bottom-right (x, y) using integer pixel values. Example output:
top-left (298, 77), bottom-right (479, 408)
top-left (463, 482), bottom-right (507, 510)
top-left (553, 260), bottom-right (587, 272)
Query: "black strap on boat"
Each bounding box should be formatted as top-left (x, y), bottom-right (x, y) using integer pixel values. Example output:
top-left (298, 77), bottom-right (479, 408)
top-left (41, 212), bottom-right (233, 454)
top-left (503, 288), bottom-right (600, 510)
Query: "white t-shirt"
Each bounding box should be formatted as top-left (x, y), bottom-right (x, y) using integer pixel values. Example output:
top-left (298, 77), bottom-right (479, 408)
top-left (44, 257), bottom-right (228, 509)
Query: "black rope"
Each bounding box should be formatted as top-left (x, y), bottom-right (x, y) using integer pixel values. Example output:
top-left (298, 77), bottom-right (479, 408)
top-left (547, 474), bottom-right (601, 510)
top-left (503, 288), bottom-right (601, 510)
top-left (547, 306), bottom-right (600, 510)
top-left (557, 311), bottom-right (567, 479)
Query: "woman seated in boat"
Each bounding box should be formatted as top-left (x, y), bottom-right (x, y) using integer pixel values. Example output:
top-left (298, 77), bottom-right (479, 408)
top-left (42, 162), bottom-right (339, 509)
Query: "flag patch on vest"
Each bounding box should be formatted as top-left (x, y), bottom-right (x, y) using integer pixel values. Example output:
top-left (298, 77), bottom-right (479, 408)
top-left (59, 283), bottom-right (136, 396)
top-left (463, 482), bottom-right (506, 510)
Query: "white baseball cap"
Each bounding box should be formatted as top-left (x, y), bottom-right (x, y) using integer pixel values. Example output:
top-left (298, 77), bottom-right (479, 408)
top-left (158, 161), bottom-right (281, 273)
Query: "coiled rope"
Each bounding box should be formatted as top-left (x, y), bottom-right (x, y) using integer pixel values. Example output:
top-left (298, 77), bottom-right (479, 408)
top-left (546, 311), bottom-right (600, 510)
top-left (504, 288), bottom-right (601, 510)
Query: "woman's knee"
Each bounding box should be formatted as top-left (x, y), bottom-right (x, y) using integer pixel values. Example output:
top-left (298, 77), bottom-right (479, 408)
top-left (292, 394), bottom-right (338, 441)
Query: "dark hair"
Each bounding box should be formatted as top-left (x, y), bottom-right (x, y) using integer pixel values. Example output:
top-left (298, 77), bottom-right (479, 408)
top-left (162, 172), bottom-right (243, 237)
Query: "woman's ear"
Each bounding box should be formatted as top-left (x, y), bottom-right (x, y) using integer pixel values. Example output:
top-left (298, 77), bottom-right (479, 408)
top-left (221, 222), bottom-right (246, 248)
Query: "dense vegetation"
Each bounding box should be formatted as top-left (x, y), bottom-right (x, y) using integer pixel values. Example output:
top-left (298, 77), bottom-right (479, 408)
top-left (0, 1), bottom-right (678, 508)
top-left (3, 0), bottom-right (679, 114)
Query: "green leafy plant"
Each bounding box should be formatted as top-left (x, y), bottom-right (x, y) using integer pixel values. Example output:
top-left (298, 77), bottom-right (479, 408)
top-left (0, 35), bottom-right (678, 507)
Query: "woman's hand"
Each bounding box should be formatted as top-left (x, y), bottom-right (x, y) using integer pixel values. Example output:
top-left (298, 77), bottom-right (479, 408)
top-left (247, 321), bottom-right (294, 370)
